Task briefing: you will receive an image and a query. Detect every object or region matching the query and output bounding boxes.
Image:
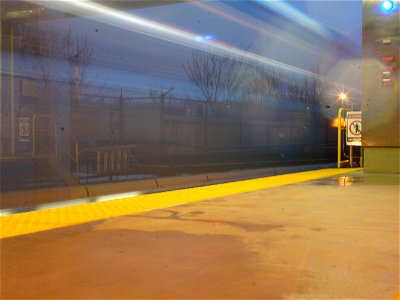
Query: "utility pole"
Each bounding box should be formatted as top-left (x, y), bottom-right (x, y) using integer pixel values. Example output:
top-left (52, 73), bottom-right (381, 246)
top-left (118, 89), bottom-right (124, 145)
top-left (10, 24), bottom-right (15, 156)
top-left (204, 99), bottom-right (209, 153)
top-left (159, 87), bottom-right (174, 145)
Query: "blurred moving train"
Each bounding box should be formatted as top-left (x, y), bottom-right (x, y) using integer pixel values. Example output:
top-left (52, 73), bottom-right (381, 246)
top-left (0, 0), bottom-right (360, 191)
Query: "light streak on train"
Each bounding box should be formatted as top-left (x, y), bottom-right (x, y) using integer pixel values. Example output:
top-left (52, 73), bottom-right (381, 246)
top-left (28, 0), bottom-right (320, 80)
top-left (191, 1), bottom-right (329, 60)
top-left (255, 0), bottom-right (331, 39)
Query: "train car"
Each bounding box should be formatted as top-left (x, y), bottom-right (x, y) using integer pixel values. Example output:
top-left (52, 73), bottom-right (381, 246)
top-left (0, 0), bottom-right (361, 191)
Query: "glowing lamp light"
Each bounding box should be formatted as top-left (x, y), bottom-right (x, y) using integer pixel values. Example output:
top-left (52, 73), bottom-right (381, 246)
top-left (335, 91), bottom-right (352, 108)
top-left (381, 0), bottom-right (395, 12)
top-left (339, 92), bottom-right (348, 101)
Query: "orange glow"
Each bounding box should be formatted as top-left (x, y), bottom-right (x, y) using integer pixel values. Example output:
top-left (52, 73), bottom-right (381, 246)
top-left (331, 117), bottom-right (346, 128)
top-left (338, 176), bottom-right (353, 187)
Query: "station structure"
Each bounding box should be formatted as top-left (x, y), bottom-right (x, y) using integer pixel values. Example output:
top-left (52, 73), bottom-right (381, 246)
top-left (0, 1), bottom-right (399, 299)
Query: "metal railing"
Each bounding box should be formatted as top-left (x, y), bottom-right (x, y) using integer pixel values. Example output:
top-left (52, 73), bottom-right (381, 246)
top-left (32, 114), bottom-right (80, 181)
top-left (77, 144), bottom-right (138, 183)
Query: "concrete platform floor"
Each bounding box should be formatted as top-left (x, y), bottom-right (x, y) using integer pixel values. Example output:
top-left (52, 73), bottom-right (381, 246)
top-left (1, 171), bottom-right (399, 299)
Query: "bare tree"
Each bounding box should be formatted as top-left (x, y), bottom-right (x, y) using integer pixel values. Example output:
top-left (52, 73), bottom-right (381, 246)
top-left (247, 67), bottom-right (283, 103)
top-left (18, 24), bottom-right (95, 101)
top-left (65, 30), bottom-right (94, 87)
top-left (183, 50), bottom-right (249, 103)
top-left (148, 84), bottom-right (174, 102)
top-left (19, 24), bottom-right (65, 93)
top-left (247, 63), bottom-right (323, 108)
top-left (183, 49), bottom-right (249, 152)
top-left (17, 23), bottom-right (96, 159)
top-left (148, 84), bottom-right (174, 145)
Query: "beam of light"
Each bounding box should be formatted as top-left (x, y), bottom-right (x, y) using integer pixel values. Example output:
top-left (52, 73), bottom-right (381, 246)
top-left (28, 0), bottom-right (320, 79)
top-left (256, 0), bottom-right (331, 40)
top-left (191, 1), bottom-right (326, 60)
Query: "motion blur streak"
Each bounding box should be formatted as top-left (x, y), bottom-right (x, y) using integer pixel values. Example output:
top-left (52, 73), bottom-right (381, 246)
top-left (192, 1), bottom-right (326, 59)
top-left (256, 0), bottom-right (331, 39)
top-left (29, 0), bottom-right (320, 80)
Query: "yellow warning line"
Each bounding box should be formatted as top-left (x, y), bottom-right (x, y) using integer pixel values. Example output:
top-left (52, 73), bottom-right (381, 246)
top-left (0, 168), bottom-right (361, 239)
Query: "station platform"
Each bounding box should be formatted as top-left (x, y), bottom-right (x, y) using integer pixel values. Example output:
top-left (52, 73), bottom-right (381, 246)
top-left (1, 168), bottom-right (399, 299)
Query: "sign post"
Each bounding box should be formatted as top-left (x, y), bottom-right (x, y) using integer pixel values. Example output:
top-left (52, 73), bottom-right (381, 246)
top-left (346, 111), bottom-right (362, 168)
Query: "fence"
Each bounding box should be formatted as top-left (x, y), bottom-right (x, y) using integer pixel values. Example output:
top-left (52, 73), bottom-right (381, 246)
top-left (72, 95), bottom-right (333, 154)
top-left (2, 81), bottom-right (336, 186)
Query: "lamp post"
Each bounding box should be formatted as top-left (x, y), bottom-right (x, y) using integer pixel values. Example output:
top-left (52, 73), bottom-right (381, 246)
top-left (337, 92), bottom-right (348, 168)
top-left (159, 87), bottom-right (174, 145)
top-left (336, 91), bottom-right (357, 168)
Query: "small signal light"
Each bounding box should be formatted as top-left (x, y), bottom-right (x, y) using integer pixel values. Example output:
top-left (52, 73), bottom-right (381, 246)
top-left (381, 0), bottom-right (395, 13)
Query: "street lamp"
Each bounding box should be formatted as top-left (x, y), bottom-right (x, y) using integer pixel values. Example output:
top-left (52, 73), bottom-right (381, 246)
top-left (338, 92), bottom-right (348, 106)
top-left (339, 92), bottom-right (347, 101)
top-left (337, 91), bottom-right (353, 110)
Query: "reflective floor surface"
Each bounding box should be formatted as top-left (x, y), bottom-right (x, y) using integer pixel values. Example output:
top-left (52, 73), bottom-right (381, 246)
top-left (1, 169), bottom-right (399, 299)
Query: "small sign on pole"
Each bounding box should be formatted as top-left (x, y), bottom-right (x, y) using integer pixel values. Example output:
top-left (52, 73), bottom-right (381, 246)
top-left (19, 117), bottom-right (30, 142)
top-left (346, 111), bottom-right (362, 146)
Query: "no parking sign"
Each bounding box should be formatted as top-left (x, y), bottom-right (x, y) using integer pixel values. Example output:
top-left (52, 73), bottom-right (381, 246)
top-left (346, 111), bottom-right (362, 146)
top-left (19, 117), bottom-right (30, 142)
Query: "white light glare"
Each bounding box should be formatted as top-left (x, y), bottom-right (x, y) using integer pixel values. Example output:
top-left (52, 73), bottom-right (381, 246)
top-left (381, 0), bottom-right (395, 12)
top-left (256, 0), bottom-right (331, 39)
top-left (0, 191), bottom-right (143, 216)
top-left (29, 0), bottom-right (319, 79)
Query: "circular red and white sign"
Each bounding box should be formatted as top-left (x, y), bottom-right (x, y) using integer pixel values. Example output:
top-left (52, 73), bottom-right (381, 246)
top-left (349, 120), bottom-right (362, 136)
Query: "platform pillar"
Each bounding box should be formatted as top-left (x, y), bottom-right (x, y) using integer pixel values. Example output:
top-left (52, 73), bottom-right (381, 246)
top-left (361, 0), bottom-right (399, 173)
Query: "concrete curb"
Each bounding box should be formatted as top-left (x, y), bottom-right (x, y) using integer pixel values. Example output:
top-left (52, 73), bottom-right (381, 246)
top-left (1, 163), bottom-right (336, 210)
top-left (0, 185), bottom-right (89, 210)
top-left (155, 174), bottom-right (208, 189)
top-left (86, 179), bottom-right (158, 197)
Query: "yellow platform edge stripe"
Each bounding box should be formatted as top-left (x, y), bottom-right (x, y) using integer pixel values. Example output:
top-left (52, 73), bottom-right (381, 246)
top-left (0, 168), bottom-right (362, 239)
